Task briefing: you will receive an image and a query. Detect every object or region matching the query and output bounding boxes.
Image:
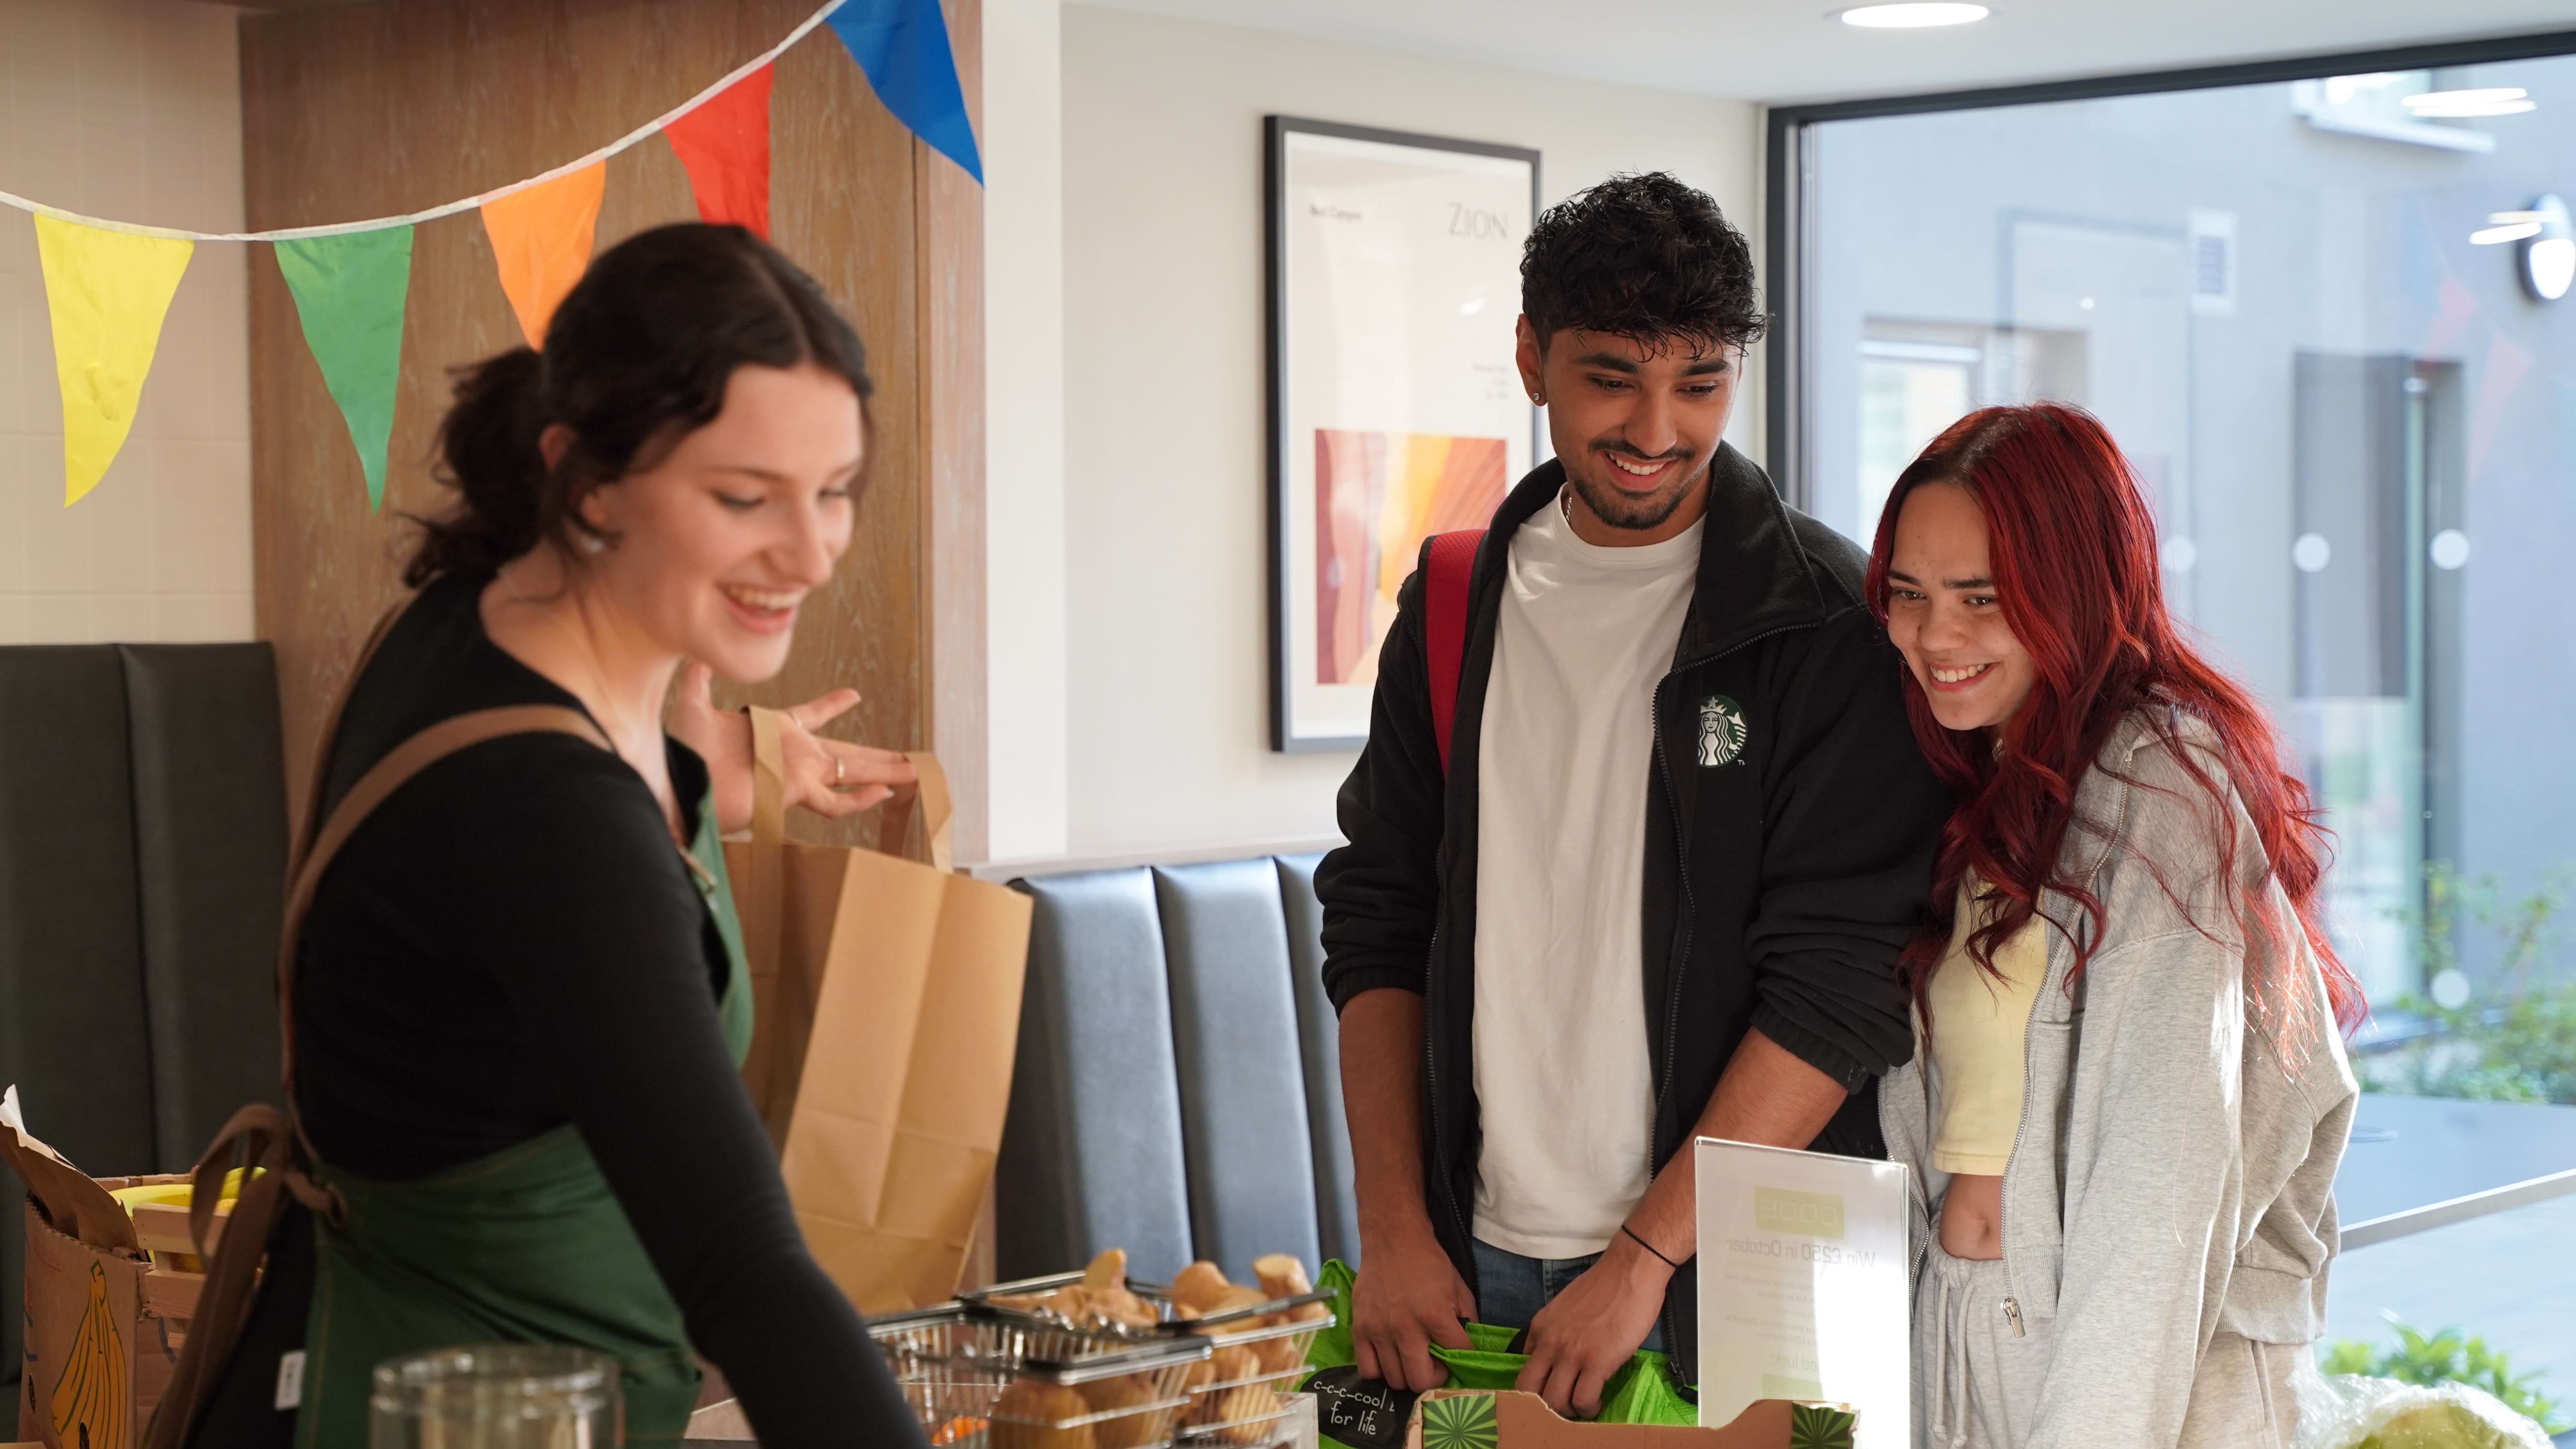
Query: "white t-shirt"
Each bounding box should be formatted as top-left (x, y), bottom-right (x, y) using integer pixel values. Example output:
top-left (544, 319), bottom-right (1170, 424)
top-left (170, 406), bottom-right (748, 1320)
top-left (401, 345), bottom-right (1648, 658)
top-left (1470, 488), bottom-right (1703, 1260)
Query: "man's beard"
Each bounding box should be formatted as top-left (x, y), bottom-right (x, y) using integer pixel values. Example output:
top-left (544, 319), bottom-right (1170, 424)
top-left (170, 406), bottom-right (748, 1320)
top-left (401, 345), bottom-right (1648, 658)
top-left (1564, 447), bottom-right (1707, 532)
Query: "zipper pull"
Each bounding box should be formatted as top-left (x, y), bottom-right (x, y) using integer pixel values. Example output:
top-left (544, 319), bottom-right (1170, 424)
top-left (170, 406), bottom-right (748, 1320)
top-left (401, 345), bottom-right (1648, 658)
top-left (2003, 1298), bottom-right (2025, 1338)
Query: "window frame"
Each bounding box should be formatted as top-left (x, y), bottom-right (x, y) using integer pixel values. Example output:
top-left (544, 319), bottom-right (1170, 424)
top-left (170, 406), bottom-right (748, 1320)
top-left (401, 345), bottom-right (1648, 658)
top-left (1760, 26), bottom-right (2576, 511)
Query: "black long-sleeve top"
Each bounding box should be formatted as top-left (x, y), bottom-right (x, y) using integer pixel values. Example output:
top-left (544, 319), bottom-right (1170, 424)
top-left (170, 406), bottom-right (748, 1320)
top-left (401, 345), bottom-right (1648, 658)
top-left (292, 571), bottom-right (924, 1447)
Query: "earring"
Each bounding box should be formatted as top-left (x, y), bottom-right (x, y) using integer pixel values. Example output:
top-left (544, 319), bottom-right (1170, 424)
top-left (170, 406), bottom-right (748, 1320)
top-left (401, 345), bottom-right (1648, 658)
top-left (580, 533), bottom-right (607, 555)
top-left (1529, 392), bottom-right (1544, 405)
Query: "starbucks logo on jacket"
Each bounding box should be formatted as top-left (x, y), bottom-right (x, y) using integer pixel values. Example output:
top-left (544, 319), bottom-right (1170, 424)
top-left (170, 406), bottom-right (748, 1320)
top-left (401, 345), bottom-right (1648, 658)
top-left (1697, 694), bottom-right (1748, 767)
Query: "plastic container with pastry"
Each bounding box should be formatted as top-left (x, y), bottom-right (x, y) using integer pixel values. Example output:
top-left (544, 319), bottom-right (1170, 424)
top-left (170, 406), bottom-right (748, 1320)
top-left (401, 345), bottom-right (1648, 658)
top-left (867, 1300), bottom-right (1211, 1449)
top-left (958, 1249), bottom-right (1337, 1445)
top-left (1155, 1255), bottom-right (1334, 1443)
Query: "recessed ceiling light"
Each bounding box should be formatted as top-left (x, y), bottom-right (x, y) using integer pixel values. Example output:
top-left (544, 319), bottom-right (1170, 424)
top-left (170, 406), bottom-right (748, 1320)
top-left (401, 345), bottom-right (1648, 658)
top-left (2402, 86), bottom-right (2536, 118)
top-left (1836, 3), bottom-right (1991, 29)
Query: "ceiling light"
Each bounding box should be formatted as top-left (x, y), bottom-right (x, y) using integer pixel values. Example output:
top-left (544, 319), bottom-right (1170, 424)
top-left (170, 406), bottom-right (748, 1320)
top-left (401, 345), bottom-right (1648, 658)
top-left (1836, 3), bottom-right (1991, 29)
top-left (2521, 195), bottom-right (2574, 302)
top-left (2473, 221), bottom-right (2543, 245)
top-left (2529, 239), bottom-right (2576, 301)
top-left (2402, 86), bottom-right (2536, 118)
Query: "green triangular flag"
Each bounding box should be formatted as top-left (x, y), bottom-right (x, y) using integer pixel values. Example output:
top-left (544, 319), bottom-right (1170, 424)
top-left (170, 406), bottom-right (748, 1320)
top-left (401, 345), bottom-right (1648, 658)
top-left (275, 227), bottom-right (412, 510)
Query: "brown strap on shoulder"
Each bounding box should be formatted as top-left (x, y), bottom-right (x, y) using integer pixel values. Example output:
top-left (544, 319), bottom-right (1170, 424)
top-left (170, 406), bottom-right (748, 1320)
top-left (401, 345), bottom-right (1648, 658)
top-left (292, 602), bottom-right (410, 870)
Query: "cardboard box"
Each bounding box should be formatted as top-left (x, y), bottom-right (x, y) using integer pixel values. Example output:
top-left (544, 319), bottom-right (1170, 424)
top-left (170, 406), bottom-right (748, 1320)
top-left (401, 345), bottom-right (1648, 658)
top-left (1403, 1391), bottom-right (1855, 1449)
top-left (15, 1179), bottom-right (203, 1449)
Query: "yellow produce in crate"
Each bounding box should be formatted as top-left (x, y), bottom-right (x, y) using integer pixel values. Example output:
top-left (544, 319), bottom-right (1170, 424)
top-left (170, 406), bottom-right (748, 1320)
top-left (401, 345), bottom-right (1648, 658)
top-left (107, 1169), bottom-right (245, 1211)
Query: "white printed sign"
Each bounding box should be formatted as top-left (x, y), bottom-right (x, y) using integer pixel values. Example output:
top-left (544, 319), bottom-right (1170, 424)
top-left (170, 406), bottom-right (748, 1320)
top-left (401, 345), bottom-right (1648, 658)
top-left (1695, 1136), bottom-right (1910, 1449)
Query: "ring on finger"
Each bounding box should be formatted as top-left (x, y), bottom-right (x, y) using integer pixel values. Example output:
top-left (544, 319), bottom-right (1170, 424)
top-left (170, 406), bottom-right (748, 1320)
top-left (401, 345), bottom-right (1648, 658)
top-left (834, 753), bottom-right (846, 788)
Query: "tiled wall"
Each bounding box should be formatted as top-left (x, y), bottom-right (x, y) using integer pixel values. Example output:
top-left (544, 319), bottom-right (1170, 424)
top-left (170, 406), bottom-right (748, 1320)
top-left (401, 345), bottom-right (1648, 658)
top-left (0, 0), bottom-right (252, 646)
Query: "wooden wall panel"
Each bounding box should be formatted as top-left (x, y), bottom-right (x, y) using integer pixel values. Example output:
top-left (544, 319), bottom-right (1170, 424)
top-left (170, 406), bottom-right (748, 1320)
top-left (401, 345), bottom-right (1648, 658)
top-left (924, 0), bottom-right (987, 862)
top-left (242, 0), bottom-right (980, 849)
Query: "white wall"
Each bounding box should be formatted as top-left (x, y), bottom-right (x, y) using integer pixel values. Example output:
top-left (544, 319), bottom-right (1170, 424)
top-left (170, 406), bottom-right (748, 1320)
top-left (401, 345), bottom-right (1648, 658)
top-left (0, 0), bottom-right (253, 646)
top-left (1058, 4), bottom-right (1761, 857)
top-left (984, 0), bottom-right (1072, 861)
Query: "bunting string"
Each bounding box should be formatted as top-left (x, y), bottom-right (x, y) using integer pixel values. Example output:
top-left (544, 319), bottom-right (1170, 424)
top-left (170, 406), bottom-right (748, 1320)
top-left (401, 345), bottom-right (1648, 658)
top-left (0, 0), bottom-right (880, 242)
top-left (0, 0), bottom-right (980, 507)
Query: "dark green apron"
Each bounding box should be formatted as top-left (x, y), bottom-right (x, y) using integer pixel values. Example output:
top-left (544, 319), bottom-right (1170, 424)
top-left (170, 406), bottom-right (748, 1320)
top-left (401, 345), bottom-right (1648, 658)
top-left (292, 773), bottom-right (755, 1449)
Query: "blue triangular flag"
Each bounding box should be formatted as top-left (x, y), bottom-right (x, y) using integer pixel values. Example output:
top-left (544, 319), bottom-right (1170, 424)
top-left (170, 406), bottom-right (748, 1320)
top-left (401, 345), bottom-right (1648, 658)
top-left (827, 0), bottom-right (983, 185)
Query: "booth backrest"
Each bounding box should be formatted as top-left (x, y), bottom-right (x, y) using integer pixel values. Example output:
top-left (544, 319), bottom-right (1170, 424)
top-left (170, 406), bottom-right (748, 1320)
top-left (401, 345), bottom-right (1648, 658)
top-left (0, 643), bottom-right (289, 1388)
top-left (996, 853), bottom-right (1359, 1287)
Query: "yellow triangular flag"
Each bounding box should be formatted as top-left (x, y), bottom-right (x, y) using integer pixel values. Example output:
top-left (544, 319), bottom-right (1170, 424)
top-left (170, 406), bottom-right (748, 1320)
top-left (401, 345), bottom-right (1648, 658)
top-left (33, 215), bottom-right (194, 506)
top-left (481, 162), bottom-right (606, 347)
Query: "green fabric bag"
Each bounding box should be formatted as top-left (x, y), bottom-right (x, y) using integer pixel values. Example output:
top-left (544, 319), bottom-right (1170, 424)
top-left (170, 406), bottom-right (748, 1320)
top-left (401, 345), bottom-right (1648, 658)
top-left (1300, 1258), bottom-right (1697, 1447)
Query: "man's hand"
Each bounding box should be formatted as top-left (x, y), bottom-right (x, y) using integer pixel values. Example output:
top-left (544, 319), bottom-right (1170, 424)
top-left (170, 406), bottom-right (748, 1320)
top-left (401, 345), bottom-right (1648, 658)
top-left (666, 661), bottom-right (915, 833)
top-left (1513, 1233), bottom-right (1671, 1419)
top-left (1351, 1221), bottom-right (1477, 1392)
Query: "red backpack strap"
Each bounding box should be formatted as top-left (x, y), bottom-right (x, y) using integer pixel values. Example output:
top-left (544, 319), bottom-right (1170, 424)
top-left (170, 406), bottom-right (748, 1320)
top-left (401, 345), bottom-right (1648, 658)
top-left (1423, 529), bottom-right (1484, 773)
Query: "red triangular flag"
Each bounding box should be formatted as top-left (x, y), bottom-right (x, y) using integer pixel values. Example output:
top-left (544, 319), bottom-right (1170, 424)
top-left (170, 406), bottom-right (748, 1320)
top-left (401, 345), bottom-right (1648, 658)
top-left (665, 64), bottom-right (775, 239)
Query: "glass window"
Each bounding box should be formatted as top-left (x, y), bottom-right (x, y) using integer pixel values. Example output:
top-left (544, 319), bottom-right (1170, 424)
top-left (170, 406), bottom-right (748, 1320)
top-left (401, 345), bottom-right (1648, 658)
top-left (1796, 53), bottom-right (2576, 1013)
top-left (1786, 51), bottom-right (2576, 1399)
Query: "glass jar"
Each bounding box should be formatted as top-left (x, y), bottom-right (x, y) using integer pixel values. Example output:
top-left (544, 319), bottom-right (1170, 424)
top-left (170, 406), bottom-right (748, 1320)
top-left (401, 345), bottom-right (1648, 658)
top-left (370, 1344), bottom-right (622, 1449)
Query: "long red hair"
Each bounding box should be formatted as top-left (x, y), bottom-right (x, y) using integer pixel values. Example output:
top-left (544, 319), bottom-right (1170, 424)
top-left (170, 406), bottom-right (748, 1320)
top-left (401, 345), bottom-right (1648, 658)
top-left (1863, 403), bottom-right (2366, 1037)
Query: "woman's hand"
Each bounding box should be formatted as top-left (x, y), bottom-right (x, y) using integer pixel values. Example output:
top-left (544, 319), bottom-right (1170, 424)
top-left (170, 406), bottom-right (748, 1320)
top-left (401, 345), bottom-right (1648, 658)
top-left (667, 661), bottom-right (916, 833)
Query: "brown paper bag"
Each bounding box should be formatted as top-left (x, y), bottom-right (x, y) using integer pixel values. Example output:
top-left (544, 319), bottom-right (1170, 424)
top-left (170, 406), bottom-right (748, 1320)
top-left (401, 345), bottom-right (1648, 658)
top-left (724, 712), bottom-right (1032, 1314)
top-left (15, 1180), bottom-right (194, 1449)
top-left (2, 1089), bottom-right (137, 1257)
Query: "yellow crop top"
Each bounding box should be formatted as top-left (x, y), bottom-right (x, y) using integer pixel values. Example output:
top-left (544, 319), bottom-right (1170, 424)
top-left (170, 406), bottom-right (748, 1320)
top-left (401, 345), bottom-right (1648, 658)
top-left (1925, 879), bottom-right (2050, 1175)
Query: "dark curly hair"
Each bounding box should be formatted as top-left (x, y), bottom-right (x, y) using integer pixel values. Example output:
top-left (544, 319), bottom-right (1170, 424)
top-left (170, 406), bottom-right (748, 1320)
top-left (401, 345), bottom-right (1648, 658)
top-left (1520, 172), bottom-right (1766, 356)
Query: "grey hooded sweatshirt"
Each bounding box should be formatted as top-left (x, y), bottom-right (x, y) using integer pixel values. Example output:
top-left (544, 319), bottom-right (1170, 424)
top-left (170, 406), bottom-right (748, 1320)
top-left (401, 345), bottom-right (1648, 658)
top-left (1881, 709), bottom-right (2359, 1447)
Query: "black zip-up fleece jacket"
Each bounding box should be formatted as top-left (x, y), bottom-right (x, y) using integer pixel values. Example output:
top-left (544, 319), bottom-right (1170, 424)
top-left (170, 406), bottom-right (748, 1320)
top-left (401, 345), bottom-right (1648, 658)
top-left (1316, 444), bottom-right (1951, 1389)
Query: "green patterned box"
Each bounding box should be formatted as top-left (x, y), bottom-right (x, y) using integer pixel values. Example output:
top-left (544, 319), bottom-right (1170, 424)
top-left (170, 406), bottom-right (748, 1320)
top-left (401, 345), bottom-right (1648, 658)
top-left (1403, 1390), bottom-right (1855, 1449)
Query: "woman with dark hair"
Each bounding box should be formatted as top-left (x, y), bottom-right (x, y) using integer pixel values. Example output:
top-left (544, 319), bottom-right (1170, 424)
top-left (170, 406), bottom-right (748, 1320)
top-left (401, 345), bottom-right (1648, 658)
top-left (185, 223), bottom-right (929, 1448)
top-left (1866, 403), bottom-right (2363, 1449)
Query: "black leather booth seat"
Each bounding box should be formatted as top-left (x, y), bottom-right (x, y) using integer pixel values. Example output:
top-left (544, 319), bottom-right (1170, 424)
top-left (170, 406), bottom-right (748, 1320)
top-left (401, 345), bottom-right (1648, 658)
top-left (0, 643), bottom-right (288, 1387)
top-left (996, 854), bottom-right (1360, 1287)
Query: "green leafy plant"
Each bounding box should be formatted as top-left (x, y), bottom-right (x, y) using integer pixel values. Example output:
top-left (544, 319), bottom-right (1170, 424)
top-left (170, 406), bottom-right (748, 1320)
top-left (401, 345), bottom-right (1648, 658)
top-left (2360, 864), bottom-right (2576, 1105)
top-left (2321, 1319), bottom-right (2572, 1434)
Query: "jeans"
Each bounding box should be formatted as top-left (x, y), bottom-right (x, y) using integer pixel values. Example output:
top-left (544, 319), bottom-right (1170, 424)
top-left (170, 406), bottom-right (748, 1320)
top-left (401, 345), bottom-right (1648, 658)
top-left (1471, 1239), bottom-right (1667, 1354)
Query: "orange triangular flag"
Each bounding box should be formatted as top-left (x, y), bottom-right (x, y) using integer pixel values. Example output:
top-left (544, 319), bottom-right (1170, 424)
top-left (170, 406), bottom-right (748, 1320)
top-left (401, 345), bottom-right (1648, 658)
top-left (665, 64), bottom-right (775, 239)
top-left (479, 161), bottom-right (606, 345)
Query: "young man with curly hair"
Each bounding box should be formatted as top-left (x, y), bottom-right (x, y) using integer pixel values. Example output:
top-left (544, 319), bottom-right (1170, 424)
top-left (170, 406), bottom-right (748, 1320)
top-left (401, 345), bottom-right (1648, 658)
top-left (1317, 173), bottom-right (1949, 1419)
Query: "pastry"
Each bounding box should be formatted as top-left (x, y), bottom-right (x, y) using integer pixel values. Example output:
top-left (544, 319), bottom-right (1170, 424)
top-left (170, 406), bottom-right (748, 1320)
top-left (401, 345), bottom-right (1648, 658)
top-left (1211, 1384), bottom-right (1281, 1445)
top-left (1169, 1259), bottom-right (1232, 1312)
top-left (1252, 1332), bottom-right (1308, 1374)
top-left (1076, 1372), bottom-right (1165, 1449)
top-left (1249, 1254), bottom-right (1312, 1302)
top-left (995, 1277), bottom-right (1154, 1332)
top-left (1207, 1344), bottom-right (1259, 1386)
top-left (1192, 1285), bottom-right (1269, 1326)
top-left (1189, 1347), bottom-right (1260, 1425)
top-left (1080, 1247), bottom-right (1127, 1289)
top-left (993, 1381), bottom-right (1094, 1449)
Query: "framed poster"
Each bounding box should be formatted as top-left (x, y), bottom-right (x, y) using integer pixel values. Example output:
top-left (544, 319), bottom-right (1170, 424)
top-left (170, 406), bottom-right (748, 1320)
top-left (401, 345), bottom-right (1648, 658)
top-left (1266, 116), bottom-right (1541, 752)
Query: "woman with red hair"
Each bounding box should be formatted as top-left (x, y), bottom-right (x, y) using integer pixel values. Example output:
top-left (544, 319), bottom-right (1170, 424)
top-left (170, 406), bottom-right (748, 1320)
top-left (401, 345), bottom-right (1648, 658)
top-left (1867, 403), bottom-right (2363, 1448)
